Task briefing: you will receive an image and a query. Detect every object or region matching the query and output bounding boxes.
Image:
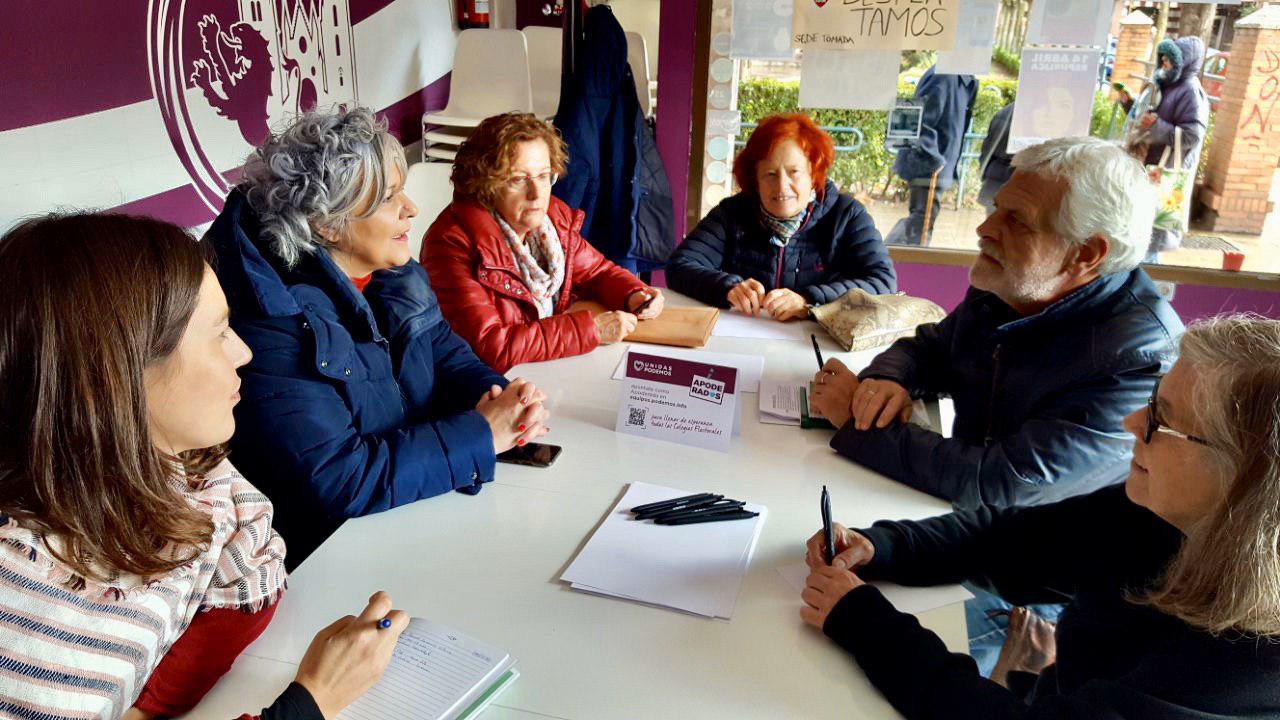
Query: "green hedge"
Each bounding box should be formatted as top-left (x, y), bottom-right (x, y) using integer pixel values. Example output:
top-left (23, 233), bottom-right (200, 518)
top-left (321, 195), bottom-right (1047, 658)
top-left (738, 77), bottom-right (1121, 207)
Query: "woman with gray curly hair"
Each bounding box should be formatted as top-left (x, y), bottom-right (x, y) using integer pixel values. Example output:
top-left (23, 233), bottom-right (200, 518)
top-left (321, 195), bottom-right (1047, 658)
top-left (204, 107), bottom-right (550, 567)
top-left (798, 315), bottom-right (1280, 717)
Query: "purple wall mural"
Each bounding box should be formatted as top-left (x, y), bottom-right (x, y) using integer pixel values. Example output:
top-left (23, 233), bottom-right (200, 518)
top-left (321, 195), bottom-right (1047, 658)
top-left (0, 0), bottom-right (456, 232)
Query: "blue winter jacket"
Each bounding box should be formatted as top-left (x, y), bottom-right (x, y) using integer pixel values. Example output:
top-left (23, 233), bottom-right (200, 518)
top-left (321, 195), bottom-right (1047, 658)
top-left (206, 189), bottom-right (507, 568)
top-left (666, 181), bottom-right (897, 307)
top-left (1145, 36), bottom-right (1208, 171)
top-left (893, 67), bottom-right (978, 190)
top-left (832, 269), bottom-right (1184, 510)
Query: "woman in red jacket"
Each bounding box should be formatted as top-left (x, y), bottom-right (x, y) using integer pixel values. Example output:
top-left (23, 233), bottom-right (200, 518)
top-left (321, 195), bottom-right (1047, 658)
top-left (423, 113), bottom-right (662, 373)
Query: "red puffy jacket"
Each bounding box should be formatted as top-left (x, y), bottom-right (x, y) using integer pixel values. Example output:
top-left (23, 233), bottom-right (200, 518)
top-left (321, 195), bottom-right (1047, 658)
top-left (423, 197), bottom-right (649, 373)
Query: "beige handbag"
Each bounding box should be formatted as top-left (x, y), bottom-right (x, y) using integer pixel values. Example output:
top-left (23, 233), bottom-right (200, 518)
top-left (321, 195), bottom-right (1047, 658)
top-left (811, 289), bottom-right (946, 352)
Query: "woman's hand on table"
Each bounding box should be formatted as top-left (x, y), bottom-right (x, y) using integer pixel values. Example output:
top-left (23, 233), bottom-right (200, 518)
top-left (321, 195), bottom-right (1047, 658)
top-left (800, 565), bottom-right (865, 629)
top-left (851, 378), bottom-right (912, 430)
top-left (294, 591), bottom-right (409, 719)
top-left (763, 288), bottom-right (808, 321)
top-left (805, 521), bottom-right (875, 571)
top-left (810, 358), bottom-right (858, 428)
top-left (727, 278), bottom-right (766, 316)
top-left (594, 311), bottom-right (638, 344)
top-left (477, 379), bottom-right (550, 453)
top-left (626, 289), bottom-right (664, 320)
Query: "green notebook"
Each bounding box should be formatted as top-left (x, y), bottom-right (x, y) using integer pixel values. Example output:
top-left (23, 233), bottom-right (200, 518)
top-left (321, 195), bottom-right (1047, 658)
top-left (800, 382), bottom-right (837, 430)
top-left (337, 618), bottom-right (518, 720)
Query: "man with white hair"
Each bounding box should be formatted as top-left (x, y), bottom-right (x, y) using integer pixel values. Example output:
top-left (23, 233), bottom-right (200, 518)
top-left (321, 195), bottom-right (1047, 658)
top-left (810, 136), bottom-right (1184, 674)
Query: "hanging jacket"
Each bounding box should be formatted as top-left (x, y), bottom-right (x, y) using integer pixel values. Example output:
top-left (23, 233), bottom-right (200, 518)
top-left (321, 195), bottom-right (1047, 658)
top-left (552, 4), bottom-right (674, 273)
top-left (422, 196), bottom-right (649, 373)
top-left (666, 180), bottom-right (896, 306)
top-left (892, 66), bottom-right (978, 190)
top-left (205, 189), bottom-right (507, 568)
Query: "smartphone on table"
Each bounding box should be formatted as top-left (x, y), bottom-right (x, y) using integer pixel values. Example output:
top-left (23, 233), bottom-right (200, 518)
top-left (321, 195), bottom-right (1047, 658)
top-left (496, 442), bottom-right (562, 468)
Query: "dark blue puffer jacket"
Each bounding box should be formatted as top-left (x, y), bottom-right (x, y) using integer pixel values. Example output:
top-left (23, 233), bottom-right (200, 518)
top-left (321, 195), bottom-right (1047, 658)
top-left (666, 180), bottom-right (896, 307)
top-left (832, 268), bottom-right (1184, 511)
top-left (205, 189), bottom-right (508, 568)
top-left (893, 67), bottom-right (978, 190)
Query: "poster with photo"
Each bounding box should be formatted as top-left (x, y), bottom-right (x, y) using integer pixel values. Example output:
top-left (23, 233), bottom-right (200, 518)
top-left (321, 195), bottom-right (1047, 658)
top-left (1026, 0), bottom-right (1112, 48)
top-left (792, 0), bottom-right (958, 52)
top-left (1009, 49), bottom-right (1102, 152)
top-left (732, 0), bottom-right (797, 59)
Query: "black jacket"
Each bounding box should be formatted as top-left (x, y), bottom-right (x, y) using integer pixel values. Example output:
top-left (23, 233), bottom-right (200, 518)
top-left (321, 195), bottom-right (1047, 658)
top-left (666, 181), bottom-right (896, 306)
top-left (552, 4), bottom-right (674, 273)
top-left (835, 269), bottom-right (1183, 510)
top-left (824, 485), bottom-right (1280, 719)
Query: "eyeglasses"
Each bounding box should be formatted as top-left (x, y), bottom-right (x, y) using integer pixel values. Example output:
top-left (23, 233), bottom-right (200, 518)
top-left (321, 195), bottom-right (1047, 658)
top-left (502, 171), bottom-right (558, 193)
top-left (1144, 375), bottom-right (1211, 446)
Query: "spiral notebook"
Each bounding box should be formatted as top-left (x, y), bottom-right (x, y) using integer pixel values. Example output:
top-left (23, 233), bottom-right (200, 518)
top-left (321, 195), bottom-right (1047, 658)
top-left (337, 618), bottom-right (518, 720)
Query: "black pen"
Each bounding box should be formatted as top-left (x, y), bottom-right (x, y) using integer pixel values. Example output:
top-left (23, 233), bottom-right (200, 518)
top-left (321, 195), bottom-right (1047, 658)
top-left (631, 493), bottom-right (719, 514)
top-left (632, 291), bottom-right (657, 315)
top-left (660, 510), bottom-right (760, 525)
top-left (821, 485), bottom-right (835, 565)
top-left (811, 333), bottom-right (824, 370)
top-left (648, 500), bottom-right (747, 522)
top-left (635, 497), bottom-right (733, 520)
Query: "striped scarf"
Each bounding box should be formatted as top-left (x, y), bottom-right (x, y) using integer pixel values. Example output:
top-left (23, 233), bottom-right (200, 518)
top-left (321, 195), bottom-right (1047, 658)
top-left (759, 190), bottom-right (818, 248)
top-left (0, 459), bottom-right (287, 719)
top-left (493, 212), bottom-right (565, 319)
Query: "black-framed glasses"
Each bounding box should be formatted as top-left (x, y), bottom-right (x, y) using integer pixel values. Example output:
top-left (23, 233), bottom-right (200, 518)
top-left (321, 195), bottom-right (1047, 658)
top-left (1144, 375), bottom-right (1211, 446)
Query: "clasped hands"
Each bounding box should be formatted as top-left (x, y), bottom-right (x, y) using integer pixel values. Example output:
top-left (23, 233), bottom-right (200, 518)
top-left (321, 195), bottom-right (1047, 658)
top-left (809, 358), bottom-right (912, 430)
top-left (727, 279), bottom-right (808, 322)
top-left (476, 378), bottom-right (550, 453)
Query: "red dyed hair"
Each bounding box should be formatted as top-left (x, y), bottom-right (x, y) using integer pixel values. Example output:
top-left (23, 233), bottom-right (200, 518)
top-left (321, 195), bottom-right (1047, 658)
top-left (732, 113), bottom-right (836, 197)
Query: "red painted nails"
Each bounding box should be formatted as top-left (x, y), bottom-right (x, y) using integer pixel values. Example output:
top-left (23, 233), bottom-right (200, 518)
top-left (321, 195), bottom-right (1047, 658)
top-left (517, 439), bottom-right (526, 446)
top-left (518, 424), bottom-right (527, 432)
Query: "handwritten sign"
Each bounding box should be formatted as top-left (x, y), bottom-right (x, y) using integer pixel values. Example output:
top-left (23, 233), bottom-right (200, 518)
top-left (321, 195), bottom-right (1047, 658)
top-left (792, 0), bottom-right (958, 52)
top-left (615, 351), bottom-right (738, 453)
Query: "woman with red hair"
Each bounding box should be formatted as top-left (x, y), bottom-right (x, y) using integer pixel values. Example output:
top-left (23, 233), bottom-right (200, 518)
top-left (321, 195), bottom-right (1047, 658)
top-left (667, 113), bottom-right (895, 321)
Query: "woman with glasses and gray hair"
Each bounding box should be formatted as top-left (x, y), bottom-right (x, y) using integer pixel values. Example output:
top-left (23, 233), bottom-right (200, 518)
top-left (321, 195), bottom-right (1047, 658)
top-left (422, 112), bottom-right (662, 373)
top-left (798, 314), bottom-right (1280, 718)
top-left (204, 107), bottom-right (549, 567)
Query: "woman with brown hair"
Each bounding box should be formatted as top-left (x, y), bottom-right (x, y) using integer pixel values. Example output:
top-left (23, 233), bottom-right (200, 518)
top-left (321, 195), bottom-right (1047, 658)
top-left (423, 112), bottom-right (663, 373)
top-left (0, 213), bottom-right (408, 720)
top-left (800, 314), bottom-right (1280, 718)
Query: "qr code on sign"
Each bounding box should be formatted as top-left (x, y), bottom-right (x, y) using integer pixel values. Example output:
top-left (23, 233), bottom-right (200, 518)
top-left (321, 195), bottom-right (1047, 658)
top-left (627, 407), bottom-right (647, 427)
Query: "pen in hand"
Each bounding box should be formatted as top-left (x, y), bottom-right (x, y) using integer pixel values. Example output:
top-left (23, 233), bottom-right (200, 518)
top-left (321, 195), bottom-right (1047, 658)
top-left (821, 485), bottom-right (835, 566)
top-left (811, 334), bottom-right (824, 371)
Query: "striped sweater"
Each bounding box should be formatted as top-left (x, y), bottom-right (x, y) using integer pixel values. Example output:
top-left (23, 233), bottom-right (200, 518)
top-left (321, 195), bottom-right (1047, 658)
top-left (0, 459), bottom-right (287, 720)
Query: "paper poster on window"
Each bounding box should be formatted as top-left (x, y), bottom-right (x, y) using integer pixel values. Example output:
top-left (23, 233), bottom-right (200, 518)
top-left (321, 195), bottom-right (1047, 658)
top-left (1026, 0), bottom-right (1112, 48)
top-left (792, 0), bottom-right (959, 52)
top-left (799, 49), bottom-right (900, 110)
top-left (935, 0), bottom-right (998, 75)
top-left (732, 0), bottom-right (797, 59)
top-left (1008, 49), bottom-right (1102, 153)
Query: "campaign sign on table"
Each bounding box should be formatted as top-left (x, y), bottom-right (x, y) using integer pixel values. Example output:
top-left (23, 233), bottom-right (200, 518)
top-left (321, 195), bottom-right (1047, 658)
top-left (616, 351), bottom-right (738, 453)
top-left (792, 0), bottom-right (959, 52)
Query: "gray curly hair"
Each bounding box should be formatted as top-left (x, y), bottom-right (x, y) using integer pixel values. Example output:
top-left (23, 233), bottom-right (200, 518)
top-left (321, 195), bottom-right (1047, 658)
top-left (241, 106), bottom-right (407, 267)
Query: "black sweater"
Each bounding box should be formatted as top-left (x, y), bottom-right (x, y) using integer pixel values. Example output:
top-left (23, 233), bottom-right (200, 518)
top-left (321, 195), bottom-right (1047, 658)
top-left (823, 485), bottom-right (1280, 719)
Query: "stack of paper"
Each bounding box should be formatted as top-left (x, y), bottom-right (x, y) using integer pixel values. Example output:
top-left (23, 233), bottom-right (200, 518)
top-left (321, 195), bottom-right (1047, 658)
top-left (759, 380), bottom-right (804, 426)
top-left (561, 482), bottom-right (767, 619)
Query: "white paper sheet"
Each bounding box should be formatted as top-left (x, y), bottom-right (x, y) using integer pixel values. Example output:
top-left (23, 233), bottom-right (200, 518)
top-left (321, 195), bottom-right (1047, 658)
top-left (731, 0), bottom-right (797, 60)
top-left (799, 50), bottom-right (900, 111)
top-left (759, 380), bottom-right (803, 425)
top-left (612, 347), bottom-right (765, 393)
top-left (776, 562), bottom-right (973, 615)
top-left (562, 482), bottom-right (768, 619)
top-left (1026, 0), bottom-right (1112, 48)
top-left (935, 45), bottom-right (993, 76)
top-left (712, 310), bottom-right (811, 341)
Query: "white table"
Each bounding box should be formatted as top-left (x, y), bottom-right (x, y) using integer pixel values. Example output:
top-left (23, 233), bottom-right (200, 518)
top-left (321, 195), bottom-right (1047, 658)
top-left (188, 296), bottom-right (967, 720)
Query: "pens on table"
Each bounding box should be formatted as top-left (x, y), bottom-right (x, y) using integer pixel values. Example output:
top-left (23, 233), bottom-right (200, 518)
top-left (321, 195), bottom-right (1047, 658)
top-left (821, 485), bottom-right (835, 566)
top-left (647, 500), bottom-right (747, 522)
top-left (659, 510), bottom-right (760, 526)
top-left (631, 493), bottom-right (720, 514)
top-left (635, 497), bottom-right (734, 520)
top-left (811, 333), bottom-right (824, 370)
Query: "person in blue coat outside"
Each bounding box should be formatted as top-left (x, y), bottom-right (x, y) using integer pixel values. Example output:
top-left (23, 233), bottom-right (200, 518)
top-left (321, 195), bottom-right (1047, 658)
top-left (885, 66), bottom-right (978, 246)
top-left (666, 114), bottom-right (896, 322)
top-left (205, 108), bottom-right (550, 568)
